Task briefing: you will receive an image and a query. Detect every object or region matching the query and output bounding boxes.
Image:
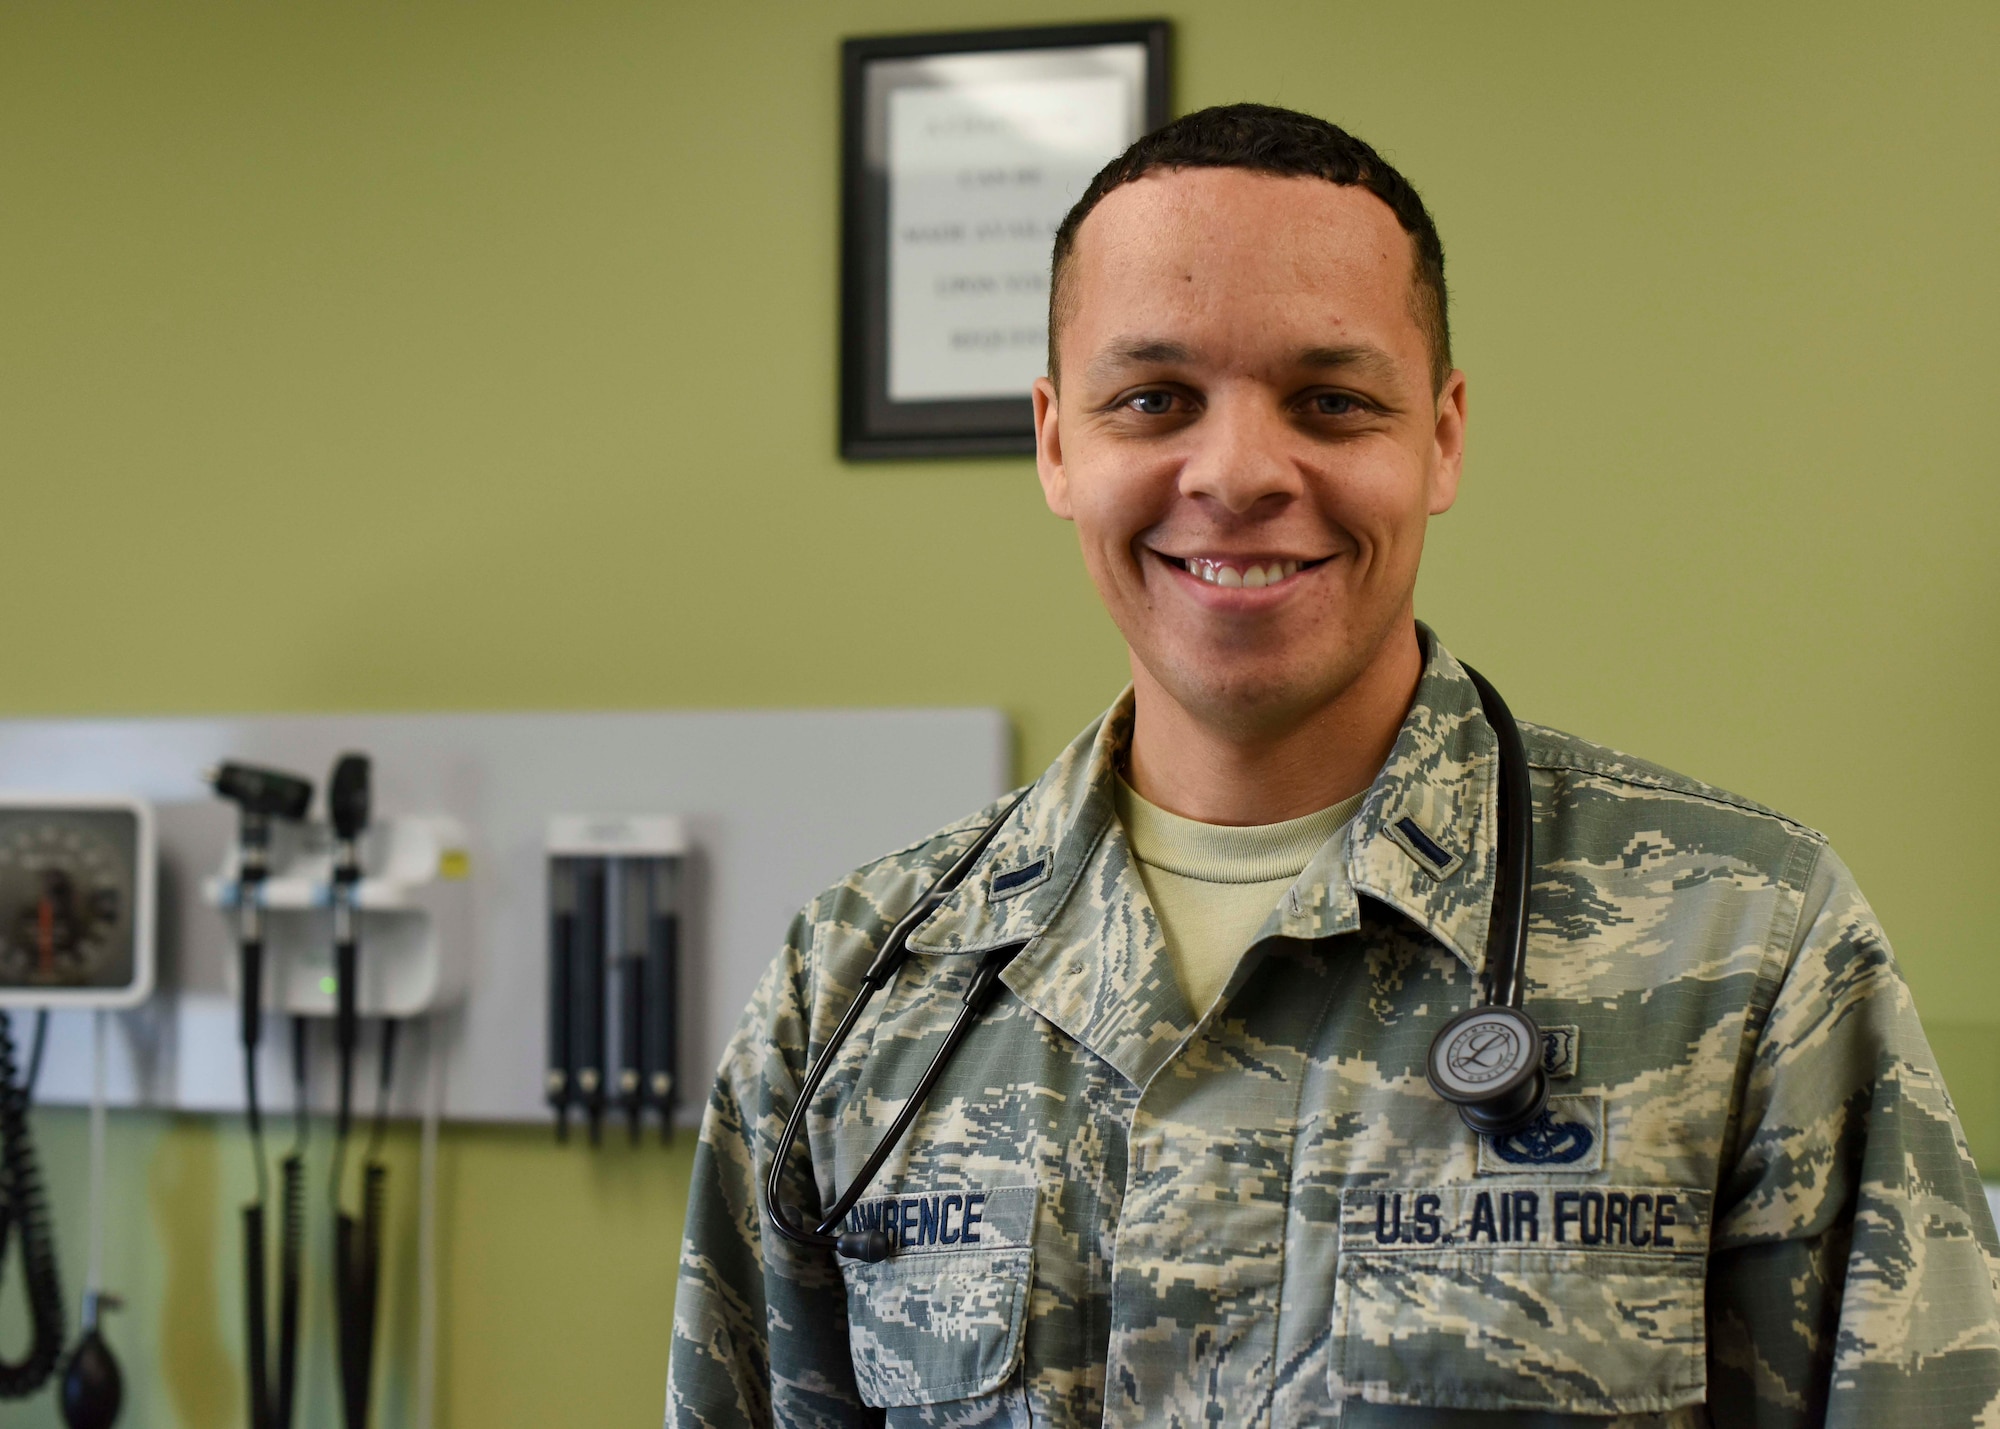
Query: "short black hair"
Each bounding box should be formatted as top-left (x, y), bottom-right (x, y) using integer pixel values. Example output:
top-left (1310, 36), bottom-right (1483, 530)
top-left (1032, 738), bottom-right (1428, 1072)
top-left (1048, 103), bottom-right (1451, 392)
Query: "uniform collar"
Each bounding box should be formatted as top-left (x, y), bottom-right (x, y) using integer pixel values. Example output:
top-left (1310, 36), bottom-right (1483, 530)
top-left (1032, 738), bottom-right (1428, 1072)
top-left (905, 625), bottom-right (1500, 1081)
top-left (1340, 626), bottom-right (1500, 972)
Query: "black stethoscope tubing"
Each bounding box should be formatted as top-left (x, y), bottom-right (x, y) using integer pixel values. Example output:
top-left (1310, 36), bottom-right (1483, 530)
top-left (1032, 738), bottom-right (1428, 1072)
top-left (764, 661), bottom-right (1544, 1263)
top-left (1428, 665), bottom-right (1549, 1137)
top-left (765, 790), bottom-right (1032, 1262)
top-left (1465, 662), bottom-right (1530, 1010)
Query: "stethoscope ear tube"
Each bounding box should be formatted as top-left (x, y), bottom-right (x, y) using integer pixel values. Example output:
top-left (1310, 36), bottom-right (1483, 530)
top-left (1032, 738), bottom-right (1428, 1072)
top-left (1426, 664), bottom-right (1548, 1141)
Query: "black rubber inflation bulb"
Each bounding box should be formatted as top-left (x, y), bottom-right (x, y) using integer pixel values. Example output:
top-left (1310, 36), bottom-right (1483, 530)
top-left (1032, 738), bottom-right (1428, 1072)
top-left (59, 1324), bottom-right (124, 1429)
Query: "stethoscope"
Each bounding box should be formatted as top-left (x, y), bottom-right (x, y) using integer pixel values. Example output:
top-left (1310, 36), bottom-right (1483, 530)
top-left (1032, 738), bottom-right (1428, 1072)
top-left (764, 662), bottom-right (1548, 1264)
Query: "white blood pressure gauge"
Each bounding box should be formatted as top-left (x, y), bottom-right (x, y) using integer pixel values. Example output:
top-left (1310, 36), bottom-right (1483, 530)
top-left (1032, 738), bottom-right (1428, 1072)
top-left (0, 795), bottom-right (155, 1008)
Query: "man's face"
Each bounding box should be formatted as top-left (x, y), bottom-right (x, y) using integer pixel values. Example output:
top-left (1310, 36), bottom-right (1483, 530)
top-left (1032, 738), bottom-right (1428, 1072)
top-left (1033, 168), bottom-right (1467, 738)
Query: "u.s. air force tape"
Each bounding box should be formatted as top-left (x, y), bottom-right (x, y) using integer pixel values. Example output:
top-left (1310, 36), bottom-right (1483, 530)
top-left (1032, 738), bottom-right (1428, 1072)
top-left (1340, 1185), bottom-right (1710, 1254)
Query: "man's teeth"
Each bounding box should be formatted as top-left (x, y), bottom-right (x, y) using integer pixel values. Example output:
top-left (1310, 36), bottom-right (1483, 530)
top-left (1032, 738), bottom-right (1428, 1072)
top-left (1184, 558), bottom-right (1301, 589)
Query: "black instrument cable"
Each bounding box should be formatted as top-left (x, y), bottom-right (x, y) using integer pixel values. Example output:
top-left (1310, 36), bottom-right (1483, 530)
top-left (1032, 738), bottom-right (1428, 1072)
top-left (335, 1019), bottom-right (395, 1429)
top-left (0, 1007), bottom-right (64, 1400)
top-left (326, 753), bottom-right (390, 1429)
top-left (208, 760), bottom-right (313, 1429)
top-left (24, 1008), bottom-right (47, 1097)
top-left (275, 1017), bottom-right (310, 1429)
top-left (235, 992), bottom-right (308, 1429)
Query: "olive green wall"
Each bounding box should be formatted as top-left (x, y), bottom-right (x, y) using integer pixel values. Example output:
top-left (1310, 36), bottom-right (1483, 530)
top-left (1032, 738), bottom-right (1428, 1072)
top-left (3, 1), bottom-right (1995, 1424)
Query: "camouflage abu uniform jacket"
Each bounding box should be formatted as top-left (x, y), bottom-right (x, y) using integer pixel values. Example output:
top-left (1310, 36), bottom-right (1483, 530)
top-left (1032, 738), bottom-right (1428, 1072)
top-left (667, 631), bottom-right (2000, 1428)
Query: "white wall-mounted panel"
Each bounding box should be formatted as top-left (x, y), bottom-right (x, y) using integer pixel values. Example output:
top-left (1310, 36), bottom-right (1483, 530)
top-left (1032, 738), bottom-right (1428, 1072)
top-left (0, 707), bottom-right (1009, 1126)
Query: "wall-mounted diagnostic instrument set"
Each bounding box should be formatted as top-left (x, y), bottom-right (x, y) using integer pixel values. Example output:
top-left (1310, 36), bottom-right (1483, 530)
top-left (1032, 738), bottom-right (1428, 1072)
top-left (546, 815), bottom-right (685, 1145)
top-left (0, 794), bottom-right (156, 1427)
top-left (206, 754), bottom-right (470, 1429)
top-left (0, 706), bottom-right (1006, 1427)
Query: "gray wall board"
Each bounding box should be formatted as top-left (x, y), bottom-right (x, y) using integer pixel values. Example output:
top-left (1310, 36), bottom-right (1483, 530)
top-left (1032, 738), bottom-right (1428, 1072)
top-left (0, 707), bottom-right (1009, 1126)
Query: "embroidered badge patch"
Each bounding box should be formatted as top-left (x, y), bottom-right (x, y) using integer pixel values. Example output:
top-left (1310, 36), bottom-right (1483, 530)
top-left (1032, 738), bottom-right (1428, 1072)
top-left (1542, 1024), bottom-right (1580, 1080)
top-left (1478, 1094), bottom-right (1604, 1174)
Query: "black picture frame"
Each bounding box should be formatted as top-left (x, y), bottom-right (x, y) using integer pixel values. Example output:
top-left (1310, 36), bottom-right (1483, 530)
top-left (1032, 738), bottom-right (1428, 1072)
top-left (840, 21), bottom-right (1172, 460)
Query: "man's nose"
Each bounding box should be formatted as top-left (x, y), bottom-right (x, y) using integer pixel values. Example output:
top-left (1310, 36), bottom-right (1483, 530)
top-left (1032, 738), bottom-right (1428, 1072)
top-left (1175, 395), bottom-right (1301, 516)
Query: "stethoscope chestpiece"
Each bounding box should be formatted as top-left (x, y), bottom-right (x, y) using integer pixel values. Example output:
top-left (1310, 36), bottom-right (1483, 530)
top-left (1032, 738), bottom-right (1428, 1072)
top-left (1426, 1003), bottom-right (1549, 1140)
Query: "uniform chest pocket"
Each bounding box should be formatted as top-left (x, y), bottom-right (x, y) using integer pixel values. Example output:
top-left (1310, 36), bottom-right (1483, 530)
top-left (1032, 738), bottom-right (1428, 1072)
top-left (1329, 1186), bottom-right (1710, 1417)
top-left (838, 1186), bottom-right (1036, 1409)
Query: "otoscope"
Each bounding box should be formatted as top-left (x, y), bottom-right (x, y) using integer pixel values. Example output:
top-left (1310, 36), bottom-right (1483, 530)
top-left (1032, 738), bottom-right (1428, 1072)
top-left (326, 754), bottom-right (389, 1429)
top-left (208, 761), bottom-right (313, 1429)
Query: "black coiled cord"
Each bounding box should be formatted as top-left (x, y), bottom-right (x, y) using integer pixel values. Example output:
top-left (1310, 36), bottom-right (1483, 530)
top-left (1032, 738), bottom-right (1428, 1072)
top-left (0, 1008), bottom-right (65, 1399)
top-left (336, 1018), bottom-right (397, 1429)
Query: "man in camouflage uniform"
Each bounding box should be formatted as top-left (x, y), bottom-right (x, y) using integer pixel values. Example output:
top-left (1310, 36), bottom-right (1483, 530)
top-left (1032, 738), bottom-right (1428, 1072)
top-left (667, 105), bottom-right (2000, 1426)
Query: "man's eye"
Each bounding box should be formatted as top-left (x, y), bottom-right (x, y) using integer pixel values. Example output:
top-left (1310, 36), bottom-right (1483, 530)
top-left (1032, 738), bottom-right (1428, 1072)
top-left (1310, 392), bottom-right (1362, 416)
top-left (1125, 391), bottom-right (1177, 415)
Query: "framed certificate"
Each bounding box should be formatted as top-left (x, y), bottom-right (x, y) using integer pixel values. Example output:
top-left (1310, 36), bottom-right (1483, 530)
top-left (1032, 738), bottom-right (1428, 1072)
top-left (840, 22), bottom-right (1171, 459)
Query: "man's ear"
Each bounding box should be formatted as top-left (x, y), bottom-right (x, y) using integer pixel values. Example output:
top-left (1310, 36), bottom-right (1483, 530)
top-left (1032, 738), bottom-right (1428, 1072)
top-left (1427, 369), bottom-right (1468, 516)
top-left (1032, 376), bottom-right (1073, 519)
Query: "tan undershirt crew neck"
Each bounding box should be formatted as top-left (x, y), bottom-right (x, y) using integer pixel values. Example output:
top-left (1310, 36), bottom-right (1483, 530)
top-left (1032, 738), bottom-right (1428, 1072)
top-left (1113, 777), bottom-right (1366, 1017)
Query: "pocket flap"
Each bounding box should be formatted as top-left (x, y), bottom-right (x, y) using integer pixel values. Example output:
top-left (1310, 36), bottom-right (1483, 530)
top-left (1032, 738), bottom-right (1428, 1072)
top-left (1331, 1185), bottom-right (1710, 1415)
top-left (840, 1185), bottom-right (1036, 1407)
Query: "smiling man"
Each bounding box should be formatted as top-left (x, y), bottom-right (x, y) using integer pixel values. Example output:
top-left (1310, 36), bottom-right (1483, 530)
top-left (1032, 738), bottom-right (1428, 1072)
top-left (667, 105), bottom-right (2000, 1428)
